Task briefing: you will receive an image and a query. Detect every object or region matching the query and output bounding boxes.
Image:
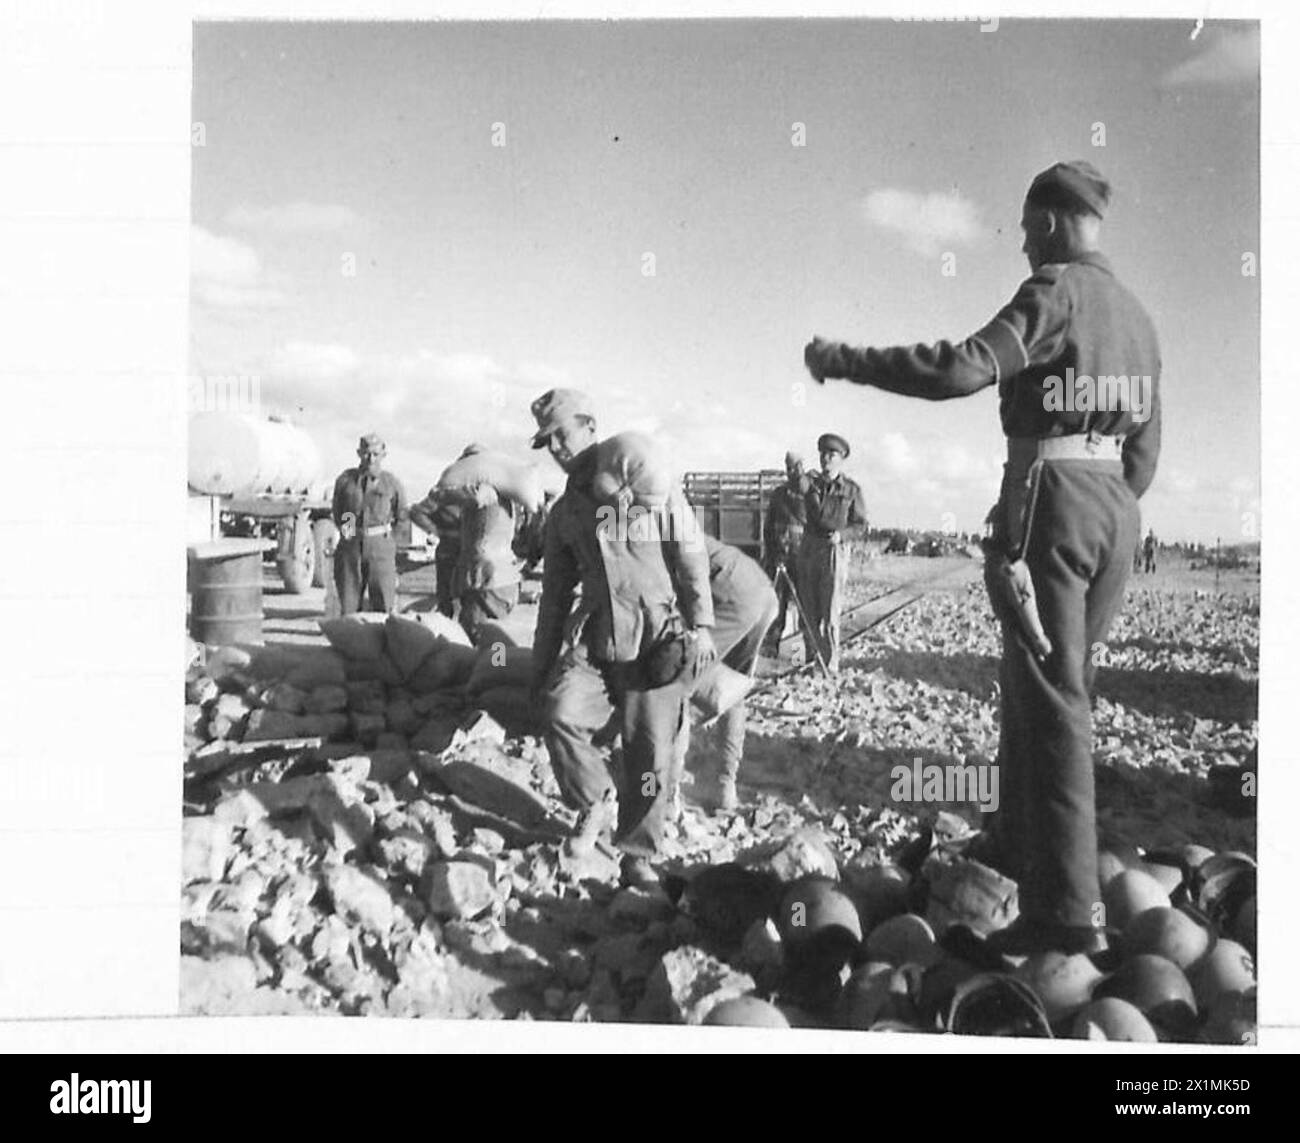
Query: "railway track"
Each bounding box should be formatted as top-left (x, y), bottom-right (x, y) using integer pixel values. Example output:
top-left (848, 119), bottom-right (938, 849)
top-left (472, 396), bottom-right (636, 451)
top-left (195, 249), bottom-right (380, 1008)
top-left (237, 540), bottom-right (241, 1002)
top-left (754, 559), bottom-right (980, 694)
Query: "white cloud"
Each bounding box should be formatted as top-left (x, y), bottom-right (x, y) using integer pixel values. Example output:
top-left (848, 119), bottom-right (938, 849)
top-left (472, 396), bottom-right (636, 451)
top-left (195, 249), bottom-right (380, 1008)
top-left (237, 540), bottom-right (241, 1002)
top-left (862, 188), bottom-right (986, 256)
top-left (225, 202), bottom-right (360, 233)
top-left (1160, 27), bottom-right (1259, 88)
top-left (190, 225), bottom-right (286, 309)
top-left (269, 340), bottom-right (361, 383)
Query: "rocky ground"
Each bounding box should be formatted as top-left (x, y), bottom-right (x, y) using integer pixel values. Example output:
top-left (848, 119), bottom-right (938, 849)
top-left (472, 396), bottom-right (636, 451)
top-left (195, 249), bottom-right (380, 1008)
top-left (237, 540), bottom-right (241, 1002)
top-left (180, 554), bottom-right (1258, 1040)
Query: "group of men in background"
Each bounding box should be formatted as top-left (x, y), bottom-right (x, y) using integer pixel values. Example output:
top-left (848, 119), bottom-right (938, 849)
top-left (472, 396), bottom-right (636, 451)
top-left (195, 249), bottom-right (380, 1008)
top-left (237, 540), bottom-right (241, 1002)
top-left (320, 158), bottom-right (1164, 947)
top-left (762, 435), bottom-right (868, 674)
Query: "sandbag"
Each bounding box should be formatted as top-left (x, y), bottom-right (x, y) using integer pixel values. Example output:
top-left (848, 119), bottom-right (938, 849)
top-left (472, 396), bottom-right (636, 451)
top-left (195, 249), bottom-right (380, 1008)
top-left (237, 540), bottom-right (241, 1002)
top-left (342, 653), bottom-right (405, 687)
top-left (467, 645), bottom-right (534, 695)
top-left (319, 615), bottom-right (388, 662)
top-left (435, 450), bottom-right (544, 513)
top-left (476, 685), bottom-right (541, 734)
top-left (384, 614), bottom-right (441, 679)
top-left (691, 662), bottom-right (753, 720)
top-left (409, 609), bottom-right (473, 647)
top-left (408, 643), bottom-right (479, 695)
top-left (473, 621), bottom-right (518, 649)
top-left (590, 431), bottom-right (677, 508)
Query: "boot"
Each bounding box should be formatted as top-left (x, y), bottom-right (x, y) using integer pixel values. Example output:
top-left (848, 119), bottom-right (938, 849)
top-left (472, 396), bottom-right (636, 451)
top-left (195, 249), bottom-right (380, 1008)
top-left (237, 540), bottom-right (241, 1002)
top-left (565, 788), bottom-right (616, 857)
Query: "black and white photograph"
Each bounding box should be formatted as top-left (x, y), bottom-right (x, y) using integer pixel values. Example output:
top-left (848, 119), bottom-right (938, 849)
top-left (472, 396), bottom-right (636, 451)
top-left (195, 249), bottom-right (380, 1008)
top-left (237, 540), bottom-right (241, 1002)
top-left (177, 14), bottom-right (1263, 1042)
top-left (6, 2), bottom-right (1294, 1078)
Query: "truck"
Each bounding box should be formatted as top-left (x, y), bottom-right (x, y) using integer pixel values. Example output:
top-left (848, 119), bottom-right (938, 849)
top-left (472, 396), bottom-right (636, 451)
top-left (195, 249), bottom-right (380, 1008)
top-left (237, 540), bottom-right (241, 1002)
top-left (682, 469), bottom-right (787, 565)
top-left (188, 412), bottom-right (340, 594)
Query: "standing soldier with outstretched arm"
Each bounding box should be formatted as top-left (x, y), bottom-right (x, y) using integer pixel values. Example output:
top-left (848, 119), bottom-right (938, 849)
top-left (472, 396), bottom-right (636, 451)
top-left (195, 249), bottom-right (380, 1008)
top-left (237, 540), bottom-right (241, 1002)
top-left (804, 161), bottom-right (1161, 955)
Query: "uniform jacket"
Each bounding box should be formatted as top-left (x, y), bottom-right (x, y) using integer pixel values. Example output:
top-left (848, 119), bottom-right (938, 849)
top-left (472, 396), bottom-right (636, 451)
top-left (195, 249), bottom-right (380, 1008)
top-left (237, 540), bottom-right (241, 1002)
top-left (803, 472), bottom-right (868, 537)
top-left (763, 482), bottom-right (808, 561)
top-left (455, 498), bottom-right (519, 593)
top-left (706, 535), bottom-right (778, 632)
top-left (332, 468), bottom-right (409, 535)
top-left (534, 444), bottom-right (715, 680)
top-left (811, 251), bottom-right (1161, 501)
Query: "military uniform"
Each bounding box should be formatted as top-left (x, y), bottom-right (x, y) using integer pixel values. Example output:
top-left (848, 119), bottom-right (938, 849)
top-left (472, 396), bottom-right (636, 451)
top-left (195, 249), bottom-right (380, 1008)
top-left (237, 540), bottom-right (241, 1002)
top-left (534, 443), bottom-right (715, 858)
top-left (331, 461), bottom-right (409, 614)
top-left (805, 162), bottom-right (1160, 944)
top-left (455, 496), bottom-right (521, 641)
top-left (680, 537), bottom-right (779, 803)
top-left (799, 457), bottom-right (867, 673)
top-left (762, 475), bottom-right (808, 653)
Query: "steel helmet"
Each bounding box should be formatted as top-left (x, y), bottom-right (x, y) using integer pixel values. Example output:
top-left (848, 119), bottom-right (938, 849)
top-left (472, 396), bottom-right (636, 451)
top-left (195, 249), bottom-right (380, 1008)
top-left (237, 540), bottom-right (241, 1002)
top-left (1122, 906), bottom-right (1212, 970)
top-left (1071, 997), bottom-right (1159, 1042)
top-left (1096, 954), bottom-right (1198, 1038)
top-left (703, 996), bottom-right (791, 1028)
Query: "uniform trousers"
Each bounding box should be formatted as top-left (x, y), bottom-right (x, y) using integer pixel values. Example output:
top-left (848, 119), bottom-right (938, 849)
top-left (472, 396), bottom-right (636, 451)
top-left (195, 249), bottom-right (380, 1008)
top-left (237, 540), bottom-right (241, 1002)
top-left (541, 639), bottom-right (687, 858)
top-left (798, 533), bottom-right (848, 671)
top-left (334, 535), bottom-right (398, 614)
top-left (988, 461), bottom-right (1139, 929)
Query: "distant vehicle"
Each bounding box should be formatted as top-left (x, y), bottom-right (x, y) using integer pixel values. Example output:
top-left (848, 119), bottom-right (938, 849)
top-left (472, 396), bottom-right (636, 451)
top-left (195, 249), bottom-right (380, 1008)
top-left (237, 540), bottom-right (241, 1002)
top-left (188, 412), bottom-right (340, 594)
top-left (683, 470), bottom-right (786, 563)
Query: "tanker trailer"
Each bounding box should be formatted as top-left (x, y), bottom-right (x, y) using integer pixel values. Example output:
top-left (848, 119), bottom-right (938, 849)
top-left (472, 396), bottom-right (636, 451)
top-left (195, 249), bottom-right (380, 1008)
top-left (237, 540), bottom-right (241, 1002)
top-left (188, 412), bottom-right (339, 594)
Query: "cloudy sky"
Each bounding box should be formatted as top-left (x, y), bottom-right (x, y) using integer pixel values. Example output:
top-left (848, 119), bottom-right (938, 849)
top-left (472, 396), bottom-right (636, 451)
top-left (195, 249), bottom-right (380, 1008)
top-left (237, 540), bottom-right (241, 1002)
top-left (191, 18), bottom-right (1259, 542)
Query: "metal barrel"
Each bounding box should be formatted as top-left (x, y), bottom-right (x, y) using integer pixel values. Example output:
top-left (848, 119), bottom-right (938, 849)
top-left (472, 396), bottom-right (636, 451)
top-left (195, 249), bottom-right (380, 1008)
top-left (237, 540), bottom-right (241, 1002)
top-left (188, 543), bottom-right (264, 645)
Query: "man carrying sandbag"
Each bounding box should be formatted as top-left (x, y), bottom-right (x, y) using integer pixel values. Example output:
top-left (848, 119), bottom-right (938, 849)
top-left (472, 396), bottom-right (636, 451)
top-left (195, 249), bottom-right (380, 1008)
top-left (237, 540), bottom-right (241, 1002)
top-left (331, 432), bottom-right (409, 614)
top-left (409, 494), bottom-right (462, 617)
top-left (672, 535), bottom-right (779, 814)
top-left (446, 444), bottom-right (523, 641)
top-left (528, 388), bottom-right (717, 890)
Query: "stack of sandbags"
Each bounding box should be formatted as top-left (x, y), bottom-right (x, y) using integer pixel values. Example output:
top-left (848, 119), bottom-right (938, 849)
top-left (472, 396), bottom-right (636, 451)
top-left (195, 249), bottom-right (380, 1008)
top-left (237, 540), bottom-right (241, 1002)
top-left (435, 449), bottom-right (544, 513)
top-left (317, 613), bottom-right (476, 695)
top-left (465, 632), bottom-right (538, 734)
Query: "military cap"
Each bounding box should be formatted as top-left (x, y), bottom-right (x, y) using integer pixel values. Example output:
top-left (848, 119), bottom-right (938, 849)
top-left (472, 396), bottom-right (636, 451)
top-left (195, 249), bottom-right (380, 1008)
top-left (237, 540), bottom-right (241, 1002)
top-left (1025, 160), bottom-right (1111, 219)
top-left (530, 387), bottom-right (595, 448)
top-left (784, 450), bottom-right (805, 468)
top-left (817, 433), bottom-right (850, 458)
top-left (358, 432), bottom-right (387, 454)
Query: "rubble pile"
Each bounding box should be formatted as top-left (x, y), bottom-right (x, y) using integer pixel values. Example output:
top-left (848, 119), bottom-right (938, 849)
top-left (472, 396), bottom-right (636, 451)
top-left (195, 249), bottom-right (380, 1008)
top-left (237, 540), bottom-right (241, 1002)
top-left (179, 570), bottom-right (1256, 1040)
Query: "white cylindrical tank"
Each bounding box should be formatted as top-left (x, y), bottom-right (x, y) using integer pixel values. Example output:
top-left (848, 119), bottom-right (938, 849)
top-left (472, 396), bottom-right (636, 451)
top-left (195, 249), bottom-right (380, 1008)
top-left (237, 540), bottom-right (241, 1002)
top-left (189, 412), bottom-right (323, 497)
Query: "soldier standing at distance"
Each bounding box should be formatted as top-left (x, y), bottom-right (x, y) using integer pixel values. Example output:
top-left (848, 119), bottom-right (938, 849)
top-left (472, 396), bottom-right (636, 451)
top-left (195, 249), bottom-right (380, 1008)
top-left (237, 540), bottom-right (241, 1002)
top-left (762, 451), bottom-right (809, 656)
top-left (798, 433), bottom-right (868, 673)
top-left (804, 160), bottom-right (1161, 954)
top-left (331, 432), bottom-right (409, 614)
top-left (1143, 527), bottom-right (1158, 574)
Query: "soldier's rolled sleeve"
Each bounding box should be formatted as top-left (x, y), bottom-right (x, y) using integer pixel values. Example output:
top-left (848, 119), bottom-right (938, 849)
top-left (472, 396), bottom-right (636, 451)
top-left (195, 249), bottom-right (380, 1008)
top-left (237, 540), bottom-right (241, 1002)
top-left (533, 511), bottom-right (578, 684)
top-left (391, 476), bottom-right (410, 524)
top-left (331, 473), bottom-right (349, 527)
top-left (1122, 375), bottom-right (1161, 499)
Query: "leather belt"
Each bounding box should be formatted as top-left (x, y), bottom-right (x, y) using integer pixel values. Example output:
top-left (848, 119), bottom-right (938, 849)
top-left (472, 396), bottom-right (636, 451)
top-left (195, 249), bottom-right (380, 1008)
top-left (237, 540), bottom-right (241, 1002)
top-left (1007, 432), bottom-right (1124, 467)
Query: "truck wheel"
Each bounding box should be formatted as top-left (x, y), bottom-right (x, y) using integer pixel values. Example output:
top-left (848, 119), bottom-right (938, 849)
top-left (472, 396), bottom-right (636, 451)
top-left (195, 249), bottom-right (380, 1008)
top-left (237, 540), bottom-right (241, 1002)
top-left (311, 518), bottom-right (339, 588)
top-left (277, 515), bottom-right (315, 595)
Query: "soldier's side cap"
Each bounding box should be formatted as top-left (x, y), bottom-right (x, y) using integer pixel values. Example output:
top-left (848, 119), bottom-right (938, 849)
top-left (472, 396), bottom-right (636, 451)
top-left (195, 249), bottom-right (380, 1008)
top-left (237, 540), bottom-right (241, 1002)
top-left (817, 432), bottom-right (850, 458)
top-left (784, 450), bottom-right (805, 467)
top-left (530, 387), bottom-right (594, 448)
top-left (358, 432), bottom-right (387, 453)
top-left (1025, 160), bottom-right (1111, 219)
